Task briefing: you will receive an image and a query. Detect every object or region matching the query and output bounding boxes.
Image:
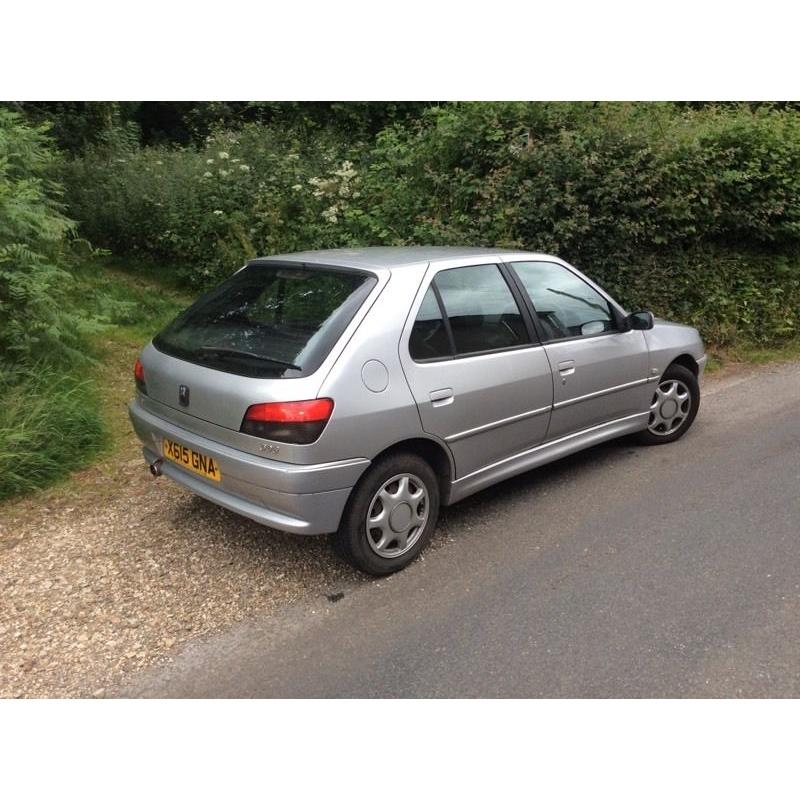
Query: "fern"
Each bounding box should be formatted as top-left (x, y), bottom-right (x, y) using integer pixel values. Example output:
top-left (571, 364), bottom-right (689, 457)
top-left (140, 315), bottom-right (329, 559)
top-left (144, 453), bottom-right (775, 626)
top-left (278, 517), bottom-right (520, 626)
top-left (0, 109), bottom-right (99, 365)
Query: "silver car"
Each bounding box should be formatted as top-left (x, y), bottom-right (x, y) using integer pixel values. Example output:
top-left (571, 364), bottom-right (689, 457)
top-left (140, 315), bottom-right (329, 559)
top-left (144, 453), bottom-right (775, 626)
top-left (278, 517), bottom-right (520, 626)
top-left (130, 247), bottom-right (706, 574)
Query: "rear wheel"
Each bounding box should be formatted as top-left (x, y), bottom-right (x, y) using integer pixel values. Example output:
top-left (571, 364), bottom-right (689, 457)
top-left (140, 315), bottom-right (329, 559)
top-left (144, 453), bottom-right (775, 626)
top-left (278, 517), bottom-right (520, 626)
top-left (636, 363), bottom-right (700, 445)
top-left (333, 453), bottom-right (440, 575)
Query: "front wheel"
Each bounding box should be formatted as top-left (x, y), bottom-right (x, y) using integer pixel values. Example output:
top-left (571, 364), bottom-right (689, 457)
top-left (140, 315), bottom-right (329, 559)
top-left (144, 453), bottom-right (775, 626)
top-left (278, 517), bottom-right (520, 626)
top-left (332, 453), bottom-right (440, 576)
top-left (636, 363), bottom-right (700, 445)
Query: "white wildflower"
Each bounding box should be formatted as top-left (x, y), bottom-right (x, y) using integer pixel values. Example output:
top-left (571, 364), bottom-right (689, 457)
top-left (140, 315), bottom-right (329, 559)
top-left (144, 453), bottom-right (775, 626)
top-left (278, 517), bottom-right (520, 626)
top-left (291, 184), bottom-right (303, 191)
top-left (213, 209), bottom-right (223, 216)
top-left (334, 160), bottom-right (356, 179)
top-left (219, 169), bottom-right (229, 177)
top-left (202, 171), bottom-right (213, 178)
top-left (239, 164), bottom-right (250, 172)
top-left (218, 151), bottom-right (230, 160)
top-left (206, 158), bottom-right (215, 164)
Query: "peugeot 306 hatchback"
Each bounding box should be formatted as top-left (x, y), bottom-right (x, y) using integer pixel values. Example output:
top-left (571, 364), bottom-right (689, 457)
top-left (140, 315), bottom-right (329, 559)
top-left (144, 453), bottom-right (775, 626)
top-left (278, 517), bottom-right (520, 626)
top-left (130, 247), bottom-right (706, 574)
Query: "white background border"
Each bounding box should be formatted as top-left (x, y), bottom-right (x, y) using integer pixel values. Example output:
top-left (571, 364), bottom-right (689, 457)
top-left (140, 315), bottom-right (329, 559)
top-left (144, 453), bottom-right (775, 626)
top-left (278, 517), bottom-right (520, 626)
top-left (2, 2), bottom-right (799, 796)
top-left (3, 0), bottom-right (799, 99)
top-left (3, 699), bottom-right (799, 797)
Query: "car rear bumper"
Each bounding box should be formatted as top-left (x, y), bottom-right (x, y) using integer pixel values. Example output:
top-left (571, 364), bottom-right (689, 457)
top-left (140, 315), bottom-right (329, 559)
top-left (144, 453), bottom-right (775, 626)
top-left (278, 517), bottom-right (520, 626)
top-left (129, 399), bottom-right (370, 535)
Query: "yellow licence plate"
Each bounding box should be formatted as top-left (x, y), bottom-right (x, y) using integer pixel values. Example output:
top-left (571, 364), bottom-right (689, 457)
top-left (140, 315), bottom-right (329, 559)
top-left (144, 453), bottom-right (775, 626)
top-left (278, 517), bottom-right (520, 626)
top-left (162, 438), bottom-right (222, 482)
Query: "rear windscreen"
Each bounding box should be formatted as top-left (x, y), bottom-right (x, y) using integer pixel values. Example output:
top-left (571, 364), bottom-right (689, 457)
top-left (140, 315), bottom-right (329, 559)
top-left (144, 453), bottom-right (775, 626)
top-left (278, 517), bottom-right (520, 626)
top-left (153, 264), bottom-right (377, 378)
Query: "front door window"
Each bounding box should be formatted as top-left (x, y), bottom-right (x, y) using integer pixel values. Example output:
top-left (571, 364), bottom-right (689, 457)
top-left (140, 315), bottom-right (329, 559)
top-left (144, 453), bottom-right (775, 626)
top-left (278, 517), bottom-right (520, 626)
top-left (511, 261), bottom-right (616, 341)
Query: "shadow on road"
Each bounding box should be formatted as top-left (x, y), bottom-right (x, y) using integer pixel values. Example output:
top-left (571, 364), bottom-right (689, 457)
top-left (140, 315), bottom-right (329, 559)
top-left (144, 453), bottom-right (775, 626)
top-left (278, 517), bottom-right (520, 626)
top-left (438, 436), bottom-right (642, 536)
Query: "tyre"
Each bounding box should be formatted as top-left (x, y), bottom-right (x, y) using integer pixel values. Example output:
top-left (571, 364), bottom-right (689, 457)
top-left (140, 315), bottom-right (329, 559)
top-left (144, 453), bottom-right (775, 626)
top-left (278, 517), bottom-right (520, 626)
top-left (636, 362), bottom-right (700, 445)
top-left (333, 453), bottom-right (440, 575)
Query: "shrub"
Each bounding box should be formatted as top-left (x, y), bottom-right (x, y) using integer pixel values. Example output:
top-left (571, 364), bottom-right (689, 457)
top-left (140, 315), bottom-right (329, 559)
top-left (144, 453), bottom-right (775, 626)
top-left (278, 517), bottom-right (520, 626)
top-left (62, 124), bottom-right (363, 286)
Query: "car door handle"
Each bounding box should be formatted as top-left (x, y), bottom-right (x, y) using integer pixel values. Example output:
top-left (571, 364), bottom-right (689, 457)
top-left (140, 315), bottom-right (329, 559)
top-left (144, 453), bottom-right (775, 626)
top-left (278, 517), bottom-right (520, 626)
top-left (557, 360), bottom-right (575, 374)
top-left (429, 388), bottom-right (454, 407)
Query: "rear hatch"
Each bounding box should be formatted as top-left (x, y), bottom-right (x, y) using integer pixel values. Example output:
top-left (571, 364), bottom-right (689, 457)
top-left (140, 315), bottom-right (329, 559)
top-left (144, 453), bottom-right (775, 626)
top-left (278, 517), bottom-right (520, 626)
top-left (139, 261), bottom-right (377, 433)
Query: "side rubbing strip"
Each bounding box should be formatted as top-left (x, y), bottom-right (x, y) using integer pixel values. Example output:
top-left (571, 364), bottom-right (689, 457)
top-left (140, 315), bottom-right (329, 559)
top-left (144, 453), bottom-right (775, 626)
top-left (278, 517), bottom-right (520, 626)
top-left (445, 405), bottom-right (551, 443)
top-left (553, 377), bottom-right (650, 410)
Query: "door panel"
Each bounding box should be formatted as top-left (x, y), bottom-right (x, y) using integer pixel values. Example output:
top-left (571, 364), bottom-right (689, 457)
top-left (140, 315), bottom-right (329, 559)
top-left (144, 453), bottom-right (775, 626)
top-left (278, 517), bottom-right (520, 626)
top-left (507, 258), bottom-right (651, 439)
top-left (400, 260), bottom-right (553, 479)
top-left (543, 331), bottom-right (650, 439)
top-left (403, 349), bottom-right (554, 478)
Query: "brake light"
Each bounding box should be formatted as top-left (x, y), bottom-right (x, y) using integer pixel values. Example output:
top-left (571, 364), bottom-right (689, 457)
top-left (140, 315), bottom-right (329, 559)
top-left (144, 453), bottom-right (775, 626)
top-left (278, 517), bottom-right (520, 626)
top-left (134, 358), bottom-right (147, 395)
top-left (241, 398), bottom-right (334, 444)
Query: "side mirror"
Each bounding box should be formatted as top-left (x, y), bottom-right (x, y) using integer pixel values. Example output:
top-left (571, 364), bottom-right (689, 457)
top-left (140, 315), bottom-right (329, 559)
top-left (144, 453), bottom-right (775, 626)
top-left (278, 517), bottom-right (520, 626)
top-left (627, 310), bottom-right (654, 331)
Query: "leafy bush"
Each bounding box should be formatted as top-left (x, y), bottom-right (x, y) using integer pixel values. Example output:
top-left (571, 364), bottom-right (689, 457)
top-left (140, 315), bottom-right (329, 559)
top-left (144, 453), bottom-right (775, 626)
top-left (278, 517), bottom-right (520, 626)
top-left (62, 124), bottom-right (363, 285)
top-left (61, 102), bottom-right (800, 347)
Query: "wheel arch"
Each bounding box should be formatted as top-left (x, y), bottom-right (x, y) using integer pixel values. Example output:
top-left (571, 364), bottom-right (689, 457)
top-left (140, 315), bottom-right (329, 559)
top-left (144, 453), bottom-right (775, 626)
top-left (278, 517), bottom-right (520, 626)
top-left (667, 353), bottom-right (700, 377)
top-left (369, 437), bottom-right (454, 505)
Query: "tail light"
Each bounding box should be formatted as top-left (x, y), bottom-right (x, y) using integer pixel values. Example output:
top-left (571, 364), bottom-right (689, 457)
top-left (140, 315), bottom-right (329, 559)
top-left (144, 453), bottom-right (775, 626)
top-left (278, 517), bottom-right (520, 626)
top-left (134, 358), bottom-right (147, 395)
top-left (241, 398), bottom-right (334, 444)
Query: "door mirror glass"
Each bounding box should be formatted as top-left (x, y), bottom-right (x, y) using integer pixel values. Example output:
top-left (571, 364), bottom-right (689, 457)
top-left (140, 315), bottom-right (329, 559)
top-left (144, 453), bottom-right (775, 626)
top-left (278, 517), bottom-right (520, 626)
top-left (580, 320), bottom-right (606, 336)
top-left (627, 310), bottom-right (654, 330)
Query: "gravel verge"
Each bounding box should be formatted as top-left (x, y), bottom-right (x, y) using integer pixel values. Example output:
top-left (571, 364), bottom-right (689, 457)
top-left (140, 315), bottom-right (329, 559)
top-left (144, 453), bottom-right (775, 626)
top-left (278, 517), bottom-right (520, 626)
top-left (0, 446), bottom-right (366, 698)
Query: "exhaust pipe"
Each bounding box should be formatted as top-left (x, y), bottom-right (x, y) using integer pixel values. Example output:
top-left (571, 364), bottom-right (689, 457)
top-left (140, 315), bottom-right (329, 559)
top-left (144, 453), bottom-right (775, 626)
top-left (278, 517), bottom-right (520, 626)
top-left (150, 458), bottom-right (163, 477)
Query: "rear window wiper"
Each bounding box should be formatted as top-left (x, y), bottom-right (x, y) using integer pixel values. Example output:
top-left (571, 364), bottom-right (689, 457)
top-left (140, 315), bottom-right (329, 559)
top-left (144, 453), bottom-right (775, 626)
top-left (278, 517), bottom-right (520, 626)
top-left (195, 346), bottom-right (301, 371)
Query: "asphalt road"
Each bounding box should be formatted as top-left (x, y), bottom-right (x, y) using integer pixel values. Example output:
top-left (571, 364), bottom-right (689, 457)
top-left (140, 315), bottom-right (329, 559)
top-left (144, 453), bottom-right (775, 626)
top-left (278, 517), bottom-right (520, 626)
top-left (123, 361), bottom-right (800, 697)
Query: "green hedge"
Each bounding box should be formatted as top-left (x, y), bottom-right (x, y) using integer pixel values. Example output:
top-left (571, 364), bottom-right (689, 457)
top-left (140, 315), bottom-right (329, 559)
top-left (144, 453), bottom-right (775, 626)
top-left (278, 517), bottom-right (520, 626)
top-left (61, 102), bottom-right (800, 347)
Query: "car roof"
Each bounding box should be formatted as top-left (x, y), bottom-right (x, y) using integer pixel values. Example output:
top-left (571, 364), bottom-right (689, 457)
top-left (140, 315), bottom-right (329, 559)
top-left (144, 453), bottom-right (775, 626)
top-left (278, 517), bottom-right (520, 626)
top-left (249, 246), bottom-right (557, 271)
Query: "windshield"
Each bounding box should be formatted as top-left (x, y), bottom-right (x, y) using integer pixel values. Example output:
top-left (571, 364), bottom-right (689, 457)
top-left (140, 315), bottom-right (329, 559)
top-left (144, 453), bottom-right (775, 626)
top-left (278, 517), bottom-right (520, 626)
top-left (153, 263), bottom-right (377, 378)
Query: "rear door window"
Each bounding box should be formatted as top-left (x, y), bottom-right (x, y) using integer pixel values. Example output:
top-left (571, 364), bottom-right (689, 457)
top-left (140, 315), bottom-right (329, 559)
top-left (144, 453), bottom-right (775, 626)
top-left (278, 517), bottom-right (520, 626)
top-left (154, 264), bottom-right (377, 378)
top-left (409, 286), bottom-right (453, 360)
top-left (434, 264), bottom-right (530, 356)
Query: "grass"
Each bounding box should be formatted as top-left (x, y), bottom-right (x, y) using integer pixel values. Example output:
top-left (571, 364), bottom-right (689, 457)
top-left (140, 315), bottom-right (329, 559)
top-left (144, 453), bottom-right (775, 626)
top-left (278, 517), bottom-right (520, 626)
top-left (78, 260), bottom-right (192, 452)
top-left (0, 368), bottom-right (105, 501)
top-left (0, 258), bottom-right (191, 502)
top-left (706, 339), bottom-right (800, 375)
